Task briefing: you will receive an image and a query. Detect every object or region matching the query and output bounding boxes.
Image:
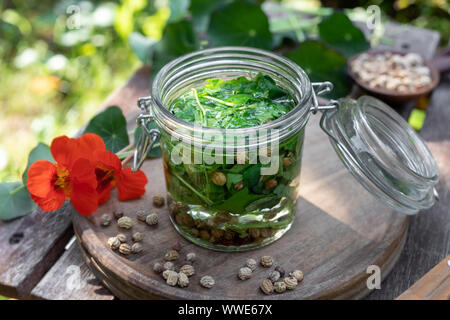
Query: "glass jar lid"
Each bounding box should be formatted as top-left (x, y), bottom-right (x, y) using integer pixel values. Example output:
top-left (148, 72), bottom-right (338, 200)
top-left (320, 95), bottom-right (439, 214)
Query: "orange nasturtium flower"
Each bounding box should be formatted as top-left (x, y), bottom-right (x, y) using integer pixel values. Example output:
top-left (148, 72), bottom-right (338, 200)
top-left (93, 149), bottom-right (148, 204)
top-left (27, 134), bottom-right (102, 215)
top-left (27, 133), bottom-right (148, 216)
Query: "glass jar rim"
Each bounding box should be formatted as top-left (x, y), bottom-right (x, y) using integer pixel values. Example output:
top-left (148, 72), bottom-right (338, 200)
top-left (151, 46), bottom-right (313, 136)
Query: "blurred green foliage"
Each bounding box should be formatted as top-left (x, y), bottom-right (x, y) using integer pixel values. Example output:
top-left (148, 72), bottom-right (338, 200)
top-left (0, 0), bottom-right (144, 182)
top-left (0, 0), bottom-right (448, 184)
top-left (331, 0), bottom-right (450, 45)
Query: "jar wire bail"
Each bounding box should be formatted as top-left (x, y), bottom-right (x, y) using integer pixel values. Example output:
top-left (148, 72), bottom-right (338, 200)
top-left (132, 96), bottom-right (161, 172)
top-left (310, 81), bottom-right (340, 144)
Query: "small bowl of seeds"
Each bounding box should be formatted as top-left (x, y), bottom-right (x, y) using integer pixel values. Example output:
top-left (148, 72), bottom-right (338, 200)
top-left (348, 50), bottom-right (440, 103)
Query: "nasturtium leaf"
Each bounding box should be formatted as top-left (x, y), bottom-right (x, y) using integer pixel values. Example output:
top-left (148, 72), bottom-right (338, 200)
top-left (134, 126), bottom-right (162, 158)
top-left (213, 187), bottom-right (266, 214)
top-left (168, 0), bottom-right (191, 23)
top-left (129, 32), bottom-right (155, 65)
top-left (243, 164), bottom-right (261, 188)
top-left (84, 106), bottom-right (129, 153)
top-left (0, 182), bottom-right (36, 221)
top-left (226, 173), bottom-right (243, 190)
top-left (190, 0), bottom-right (222, 32)
top-left (152, 20), bottom-right (199, 73)
top-left (22, 142), bottom-right (54, 185)
top-left (318, 12), bottom-right (369, 58)
top-left (207, 1), bottom-right (272, 49)
top-left (285, 40), bottom-right (350, 98)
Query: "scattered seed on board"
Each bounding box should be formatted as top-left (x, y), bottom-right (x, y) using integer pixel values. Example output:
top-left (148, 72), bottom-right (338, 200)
top-left (146, 213), bottom-right (158, 226)
top-left (164, 261), bottom-right (175, 271)
top-left (131, 242), bottom-right (143, 253)
top-left (132, 232), bottom-right (144, 242)
top-left (200, 276), bottom-right (215, 289)
top-left (172, 240), bottom-right (181, 252)
top-left (116, 233), bottom-right (127, 243)
top-left (290, 270), bottom-right (304, 282)
top-left (260, 256), bottom-right (273, 268)
top-left (100, 214), bottom-right (112, 227)
top-left (238, 267), bottom-right (252, 280)
top-left (246, 258), bottom-right (257, 271)
top-left (107, 237), bottom-right (121, 250)
top-left (179, 264), bottom-right (195, 277)
top-left (163, 270), bottom-right (172, 279)
top-left (165, 250), bottom-right (179, 261)
top-left (284, 277), bottom-right (298, 290)
top-left (274, 265), bottom-right (285, 278)
top-left (178, 272), bottom-right (189, 288)
top-left (153, 262), bottom-right (164, 274)
top-left (268, 270), bottom-right (281, 283)
top-left (274, 281), bottom-right (286, 293)
top-left (180, 260), bottom-right (192, 266)
top-left (260, 279), bottom-right (274, 295)
top-left (113, 210), bottom-right (124, 219)
top-left (136, 209), bottom-right (148, 222)
top-left (153, 195), bottom-right (165, 207)
top-left (186, 252), bottom-right (196, 263)
top-left (164, 271), bottom-right (178, 287)
top-left (118, 216), bottom-right (133, 229)
top-left (119, 243), bottom-right (132, 255)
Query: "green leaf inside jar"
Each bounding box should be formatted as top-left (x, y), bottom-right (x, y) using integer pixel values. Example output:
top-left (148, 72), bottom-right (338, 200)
top-left (165, 73), bottom-right (304, 245)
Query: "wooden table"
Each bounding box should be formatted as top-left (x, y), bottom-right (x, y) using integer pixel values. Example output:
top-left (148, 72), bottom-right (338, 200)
top-left (0, 23), bottom-right (449, 300)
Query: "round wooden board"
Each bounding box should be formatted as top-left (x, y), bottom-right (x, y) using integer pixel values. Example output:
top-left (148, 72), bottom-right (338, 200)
top-left (73, 115), bottom-right (409, 300)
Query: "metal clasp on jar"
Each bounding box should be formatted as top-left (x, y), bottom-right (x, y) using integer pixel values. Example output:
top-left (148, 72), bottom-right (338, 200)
top-left (310, 82), bottom-right (341, 144)
top-left (133, 96), bottom-right (161, 171)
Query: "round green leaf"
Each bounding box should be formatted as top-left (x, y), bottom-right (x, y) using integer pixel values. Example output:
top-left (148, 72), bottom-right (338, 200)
top-left (168, 0), bottom-right (191, 23)
top-left (207, 1), bottom-right (272, 49)
top-left (190, 0), bottom-right (222, 32)
top-left (285, 40), bottom-right (350, 98)
top-left (0, 182), bottom-right (36, 221)
top-left (84, 106), bottom-right (129, 153)
top-left (318, 12), bottom-right (369, 58)
top-left (129, 32), bottom-right (155, 65)
top-left (152, 20), bottom-right (199, 73)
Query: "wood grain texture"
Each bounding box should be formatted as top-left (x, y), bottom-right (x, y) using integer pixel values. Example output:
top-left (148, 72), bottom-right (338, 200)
top-left (396, 255), bottom-right (450, 300)
top-left (73, 111), bottom-right (409, 300)
top-left (30, 241), bottom-right (114, 300)
top-left (0, 204), bottom-right (74, 299)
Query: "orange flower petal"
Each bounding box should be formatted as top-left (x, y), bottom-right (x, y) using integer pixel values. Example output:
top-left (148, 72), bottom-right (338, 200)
top-left (71, 158), bottom-right (97, 188)
top-left (30, 189), bottom-right (65, 212)
top-left (71, 182), bottom-right (98, 216)
top-left (69, 158), bottom-right (99, 215)
top-left (27, 160), bottom-right (57, 198)
top-left (93, 149), bottom-right (122, 173)
top-left (97, 183), bottom-right (112, 205)
top-left (77, 133), bottom-right (105, 162)
top-left (50, 136), bottom-right (80, 169)
top-left (117, 168), bottom-right (148, 201)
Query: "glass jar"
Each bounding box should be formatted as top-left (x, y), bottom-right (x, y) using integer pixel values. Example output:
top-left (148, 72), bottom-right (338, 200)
top-left (133, 47), bottom-right (439, 252)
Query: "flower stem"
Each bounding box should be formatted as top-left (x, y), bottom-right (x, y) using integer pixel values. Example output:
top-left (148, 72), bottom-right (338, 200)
top-left (121, 153), bottom-right (134, 167)
top-left (10, 184), bottom-right (25, 195)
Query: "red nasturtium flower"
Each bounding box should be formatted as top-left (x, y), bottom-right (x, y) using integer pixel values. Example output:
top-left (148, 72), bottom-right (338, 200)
top-left (27, 133), bottom-right (148, 216)
top-left (27, 134), bottom-right (101, 215)
top-left (94, 149), bottom-right (148, 204)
